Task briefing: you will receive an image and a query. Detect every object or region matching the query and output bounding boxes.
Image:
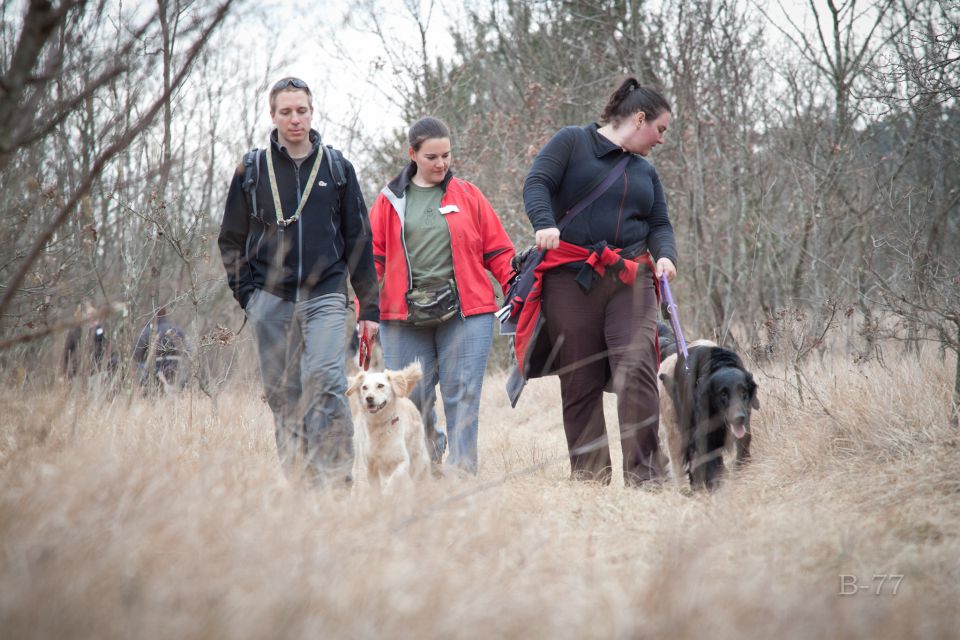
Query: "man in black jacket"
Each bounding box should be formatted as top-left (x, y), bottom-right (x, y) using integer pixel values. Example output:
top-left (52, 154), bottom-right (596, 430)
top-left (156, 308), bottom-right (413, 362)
top-left (218, 77), bottom-right (380, 488)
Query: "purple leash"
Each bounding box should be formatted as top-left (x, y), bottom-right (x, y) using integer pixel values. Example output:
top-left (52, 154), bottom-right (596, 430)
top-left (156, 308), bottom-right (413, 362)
top-left (659, 274), bottom-right (689, 369)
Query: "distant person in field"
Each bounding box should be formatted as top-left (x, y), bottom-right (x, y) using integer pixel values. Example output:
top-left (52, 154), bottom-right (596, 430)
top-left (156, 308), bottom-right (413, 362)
top-left (63, 302), bottom-right (117, 379)
top-left (519, 77), bottom-right (678, 487)
top-left (133, 305), bottom-right (188, 391)
top-left (368, 116), bottom-right (515, 476)
top-left (218, 76), bottom-right (380, 488)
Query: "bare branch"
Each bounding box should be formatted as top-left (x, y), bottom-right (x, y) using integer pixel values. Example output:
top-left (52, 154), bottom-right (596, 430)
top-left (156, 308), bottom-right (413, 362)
top-left (0, 303), bottom-right (116, 351)
top-left (0, 0), bottom-right (235, 325)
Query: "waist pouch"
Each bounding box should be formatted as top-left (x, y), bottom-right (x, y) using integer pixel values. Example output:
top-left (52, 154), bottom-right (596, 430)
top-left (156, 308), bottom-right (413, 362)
top-left (405, 279), bottom-right (461, 326)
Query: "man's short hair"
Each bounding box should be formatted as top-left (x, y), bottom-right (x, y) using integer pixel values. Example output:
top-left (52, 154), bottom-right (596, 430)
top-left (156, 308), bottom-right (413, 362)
top-left (269, 77), bottom-right (313, 113)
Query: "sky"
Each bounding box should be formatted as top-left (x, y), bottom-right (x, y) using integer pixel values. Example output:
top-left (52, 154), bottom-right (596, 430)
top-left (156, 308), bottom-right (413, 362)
top-left (238, 0), bottom-right (461, 156)
top-left (239, 0), bottom-right (885, 156)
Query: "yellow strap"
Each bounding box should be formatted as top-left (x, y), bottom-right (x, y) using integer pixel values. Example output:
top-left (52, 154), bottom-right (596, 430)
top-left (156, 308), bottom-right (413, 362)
top-left (266, 143), bottom-right (323, 227)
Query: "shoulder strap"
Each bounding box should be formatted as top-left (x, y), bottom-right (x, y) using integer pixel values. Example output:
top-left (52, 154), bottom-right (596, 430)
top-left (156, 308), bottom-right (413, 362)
top-left (242, 148), bottom-right (262, 216)
top-left (558, 153), bottom-right (631, 232)
top-left (325, 144), bottom-right (346, 189)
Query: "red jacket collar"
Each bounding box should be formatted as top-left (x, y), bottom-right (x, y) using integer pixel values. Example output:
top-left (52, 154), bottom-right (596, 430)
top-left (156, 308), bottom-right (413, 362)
top-left (386, 162), bottom-right (454, 198)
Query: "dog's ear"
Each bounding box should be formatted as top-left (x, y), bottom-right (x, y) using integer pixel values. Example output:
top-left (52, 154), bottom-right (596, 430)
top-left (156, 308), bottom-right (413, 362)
top-left (346, 372), bottom-right (364, 396)
top-left (747, 372), bottom-right (760, 410)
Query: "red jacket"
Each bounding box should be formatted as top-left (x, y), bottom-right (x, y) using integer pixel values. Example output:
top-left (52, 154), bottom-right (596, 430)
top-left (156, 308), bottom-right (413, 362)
top-left (370, 164), bottom-right (516, 321)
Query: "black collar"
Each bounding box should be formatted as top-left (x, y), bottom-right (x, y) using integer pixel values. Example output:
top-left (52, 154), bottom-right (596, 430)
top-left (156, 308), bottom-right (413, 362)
top-left (269, 128), bottom-right (321, 160)
top-left (586, 122), bottom-right (627, 158)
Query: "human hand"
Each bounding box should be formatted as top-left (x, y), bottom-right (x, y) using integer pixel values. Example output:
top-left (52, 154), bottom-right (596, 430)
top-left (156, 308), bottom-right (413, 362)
top-left (655, 257), bottom-right (677, 281)
top-left (359, 320), bottom-right (380, 338)
top-left (535, 227), bottom-right (560, 251)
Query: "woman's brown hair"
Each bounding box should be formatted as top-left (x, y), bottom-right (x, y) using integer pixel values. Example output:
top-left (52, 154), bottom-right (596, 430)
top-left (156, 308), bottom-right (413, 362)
top-left (408, 116), bottom-right (451, 151)
top-left (600, 77), bottom-right (671, 125)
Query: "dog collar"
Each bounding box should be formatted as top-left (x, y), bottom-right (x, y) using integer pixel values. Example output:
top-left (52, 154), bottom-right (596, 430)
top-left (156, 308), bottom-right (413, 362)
top-left (390, 416), bottom-right (400, 426)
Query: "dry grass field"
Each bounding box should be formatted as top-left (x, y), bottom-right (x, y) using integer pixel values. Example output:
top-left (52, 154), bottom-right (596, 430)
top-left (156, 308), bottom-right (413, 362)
top-left (1, 345), bottom-right (958, 639)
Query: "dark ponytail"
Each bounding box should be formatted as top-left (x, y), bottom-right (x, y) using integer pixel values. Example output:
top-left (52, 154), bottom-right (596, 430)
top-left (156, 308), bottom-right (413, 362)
top-left (600, 77), bottom-right (671, 125)
top-left (408, 116), bottom-right (451, 151)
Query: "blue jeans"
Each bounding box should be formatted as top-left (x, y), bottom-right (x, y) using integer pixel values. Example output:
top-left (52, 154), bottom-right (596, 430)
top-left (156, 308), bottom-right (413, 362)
top-left (245, 289), bottom-right (353, 487)
top-left (380, 314), bottom-right (494, 474)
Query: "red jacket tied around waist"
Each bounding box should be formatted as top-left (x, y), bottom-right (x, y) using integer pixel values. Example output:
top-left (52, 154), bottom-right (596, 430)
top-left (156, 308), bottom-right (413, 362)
top-left (513, 241), bottom-right (658, 376)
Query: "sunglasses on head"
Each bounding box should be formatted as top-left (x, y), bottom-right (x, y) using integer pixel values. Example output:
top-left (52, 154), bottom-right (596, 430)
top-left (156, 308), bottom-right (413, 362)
top-left (272, 78), bottom-right (309, 92)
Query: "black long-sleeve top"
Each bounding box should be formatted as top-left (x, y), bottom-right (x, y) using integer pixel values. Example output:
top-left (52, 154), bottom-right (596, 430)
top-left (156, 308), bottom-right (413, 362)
top-left (523, 123), bottom-right (677, 266)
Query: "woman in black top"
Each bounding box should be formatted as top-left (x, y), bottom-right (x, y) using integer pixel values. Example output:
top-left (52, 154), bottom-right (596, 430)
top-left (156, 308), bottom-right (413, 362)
top-left (522, 77), bottom-right (677, 486)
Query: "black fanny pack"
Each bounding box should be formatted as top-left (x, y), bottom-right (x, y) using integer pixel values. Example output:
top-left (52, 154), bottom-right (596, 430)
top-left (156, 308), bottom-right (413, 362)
top-left (405, 280), bottom-right (461, 326)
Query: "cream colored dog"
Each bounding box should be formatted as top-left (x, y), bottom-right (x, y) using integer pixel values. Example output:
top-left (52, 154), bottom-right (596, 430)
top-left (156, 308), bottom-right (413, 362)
top-left (347, 362), bottom-right (430, 492)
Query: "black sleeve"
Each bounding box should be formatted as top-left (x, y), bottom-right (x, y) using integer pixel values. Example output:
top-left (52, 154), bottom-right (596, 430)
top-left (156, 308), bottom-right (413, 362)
top-left (217, 166), bottom-right (256, 309)
top-left (339, 158), bottom-right (381, 322)
top-left (646, 167), bottom-right (678, 267)
top-left (522, 127), bottom-right (578, 232)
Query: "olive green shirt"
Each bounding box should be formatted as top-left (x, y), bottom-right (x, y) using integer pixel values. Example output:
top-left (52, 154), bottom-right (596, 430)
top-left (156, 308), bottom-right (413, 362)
top-left (405, 183), bottom-right (454, 287)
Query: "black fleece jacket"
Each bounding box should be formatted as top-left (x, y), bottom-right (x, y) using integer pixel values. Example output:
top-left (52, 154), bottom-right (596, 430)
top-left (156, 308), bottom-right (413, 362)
top-left (218, 130), bottom-right (380, 321)
top-left (523, 123), bottom-right (677, 266)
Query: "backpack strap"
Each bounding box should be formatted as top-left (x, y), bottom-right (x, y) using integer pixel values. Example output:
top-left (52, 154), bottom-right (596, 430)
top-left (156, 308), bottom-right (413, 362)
top-left (244, 145), bottom-right (344, 216)
top-left (325, 144), bottom-right (346, 189)
top-left (241, 148), bottom-right (263, 217)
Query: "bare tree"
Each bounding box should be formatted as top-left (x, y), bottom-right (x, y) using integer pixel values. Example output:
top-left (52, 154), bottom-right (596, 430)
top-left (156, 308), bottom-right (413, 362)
top-left (658, 0), bottom-right (767, 345)
top-left (860, 0), bottom-right (960, 408)
top-left (0, 0), bottom-right (248, 399)
top-left (0, 1), bottom-right (234, 323)
top-left (758, 0), bottom-right (914, 343)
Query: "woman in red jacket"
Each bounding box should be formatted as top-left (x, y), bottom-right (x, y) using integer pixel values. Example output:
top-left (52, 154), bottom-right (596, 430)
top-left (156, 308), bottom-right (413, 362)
top-left (369, 117), bottom-right (515, 475)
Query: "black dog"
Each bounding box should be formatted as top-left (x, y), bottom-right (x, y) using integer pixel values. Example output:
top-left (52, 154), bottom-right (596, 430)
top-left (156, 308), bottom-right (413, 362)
top-left (659, 344), bottom-right (759, 491)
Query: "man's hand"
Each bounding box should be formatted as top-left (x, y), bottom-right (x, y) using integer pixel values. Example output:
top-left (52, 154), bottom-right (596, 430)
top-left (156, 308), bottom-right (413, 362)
top-left (358, 320), bottom-right (379, 338)
top-left (535, 227), bottom-right (560, 251)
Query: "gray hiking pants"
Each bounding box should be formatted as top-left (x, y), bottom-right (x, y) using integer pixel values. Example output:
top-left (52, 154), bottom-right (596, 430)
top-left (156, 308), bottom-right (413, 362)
top-left (245, 289), bottom-right (353, 486)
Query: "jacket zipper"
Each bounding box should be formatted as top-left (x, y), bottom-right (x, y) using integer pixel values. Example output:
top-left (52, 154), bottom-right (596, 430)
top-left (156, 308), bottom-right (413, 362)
top-left (439, 197), bottom-right (466, 320)
top-left (392, 194), bottom-right (414, 292)
top-left (294, 159), bottom-right (303, 303)
top-left (393, 192), bottom-right (416, 322)
top-left (399, 210), bottom-right (413, 291)
top-left (391, 183), bottom-right (462, 320)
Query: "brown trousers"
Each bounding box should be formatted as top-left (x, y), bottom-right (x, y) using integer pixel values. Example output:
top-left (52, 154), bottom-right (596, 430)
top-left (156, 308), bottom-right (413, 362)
top-left (542, 268), bottom-right (662, 486)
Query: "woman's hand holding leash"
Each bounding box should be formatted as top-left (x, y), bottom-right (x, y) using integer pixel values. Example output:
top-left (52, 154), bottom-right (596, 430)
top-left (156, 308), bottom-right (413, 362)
top-left (656, 257), bottom-right (676, 281)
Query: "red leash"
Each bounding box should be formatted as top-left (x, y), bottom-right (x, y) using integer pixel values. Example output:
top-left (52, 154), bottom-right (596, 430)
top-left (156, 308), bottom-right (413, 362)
top-left (358, 327), bottom-right (371, 371)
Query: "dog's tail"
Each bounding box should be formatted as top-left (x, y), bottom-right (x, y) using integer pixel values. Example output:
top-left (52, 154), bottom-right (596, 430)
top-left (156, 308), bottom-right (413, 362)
top-left (401, 360), bottom-right (422, 389)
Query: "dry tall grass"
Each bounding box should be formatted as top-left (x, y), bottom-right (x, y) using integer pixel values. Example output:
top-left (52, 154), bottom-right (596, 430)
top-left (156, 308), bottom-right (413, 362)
top-left (1, 346), bottom-right (958, 639)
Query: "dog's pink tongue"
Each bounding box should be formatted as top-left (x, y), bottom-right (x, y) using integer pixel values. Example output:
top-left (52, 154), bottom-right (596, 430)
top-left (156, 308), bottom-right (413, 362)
top-left (731, 423), bottom-right (747, 439)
